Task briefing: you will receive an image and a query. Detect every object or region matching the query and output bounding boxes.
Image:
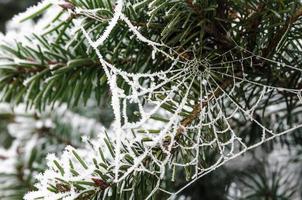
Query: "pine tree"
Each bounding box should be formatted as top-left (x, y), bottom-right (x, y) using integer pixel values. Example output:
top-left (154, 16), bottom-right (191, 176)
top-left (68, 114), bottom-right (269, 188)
top-left (0, 0), bottom-right (302, 199)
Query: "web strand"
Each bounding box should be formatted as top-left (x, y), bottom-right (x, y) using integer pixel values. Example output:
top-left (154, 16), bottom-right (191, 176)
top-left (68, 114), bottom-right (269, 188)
top-left (79, 2), bottom-right (302, 199)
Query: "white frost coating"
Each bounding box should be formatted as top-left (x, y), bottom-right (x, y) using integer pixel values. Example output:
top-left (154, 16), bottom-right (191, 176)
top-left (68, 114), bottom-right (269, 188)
top-left (16, 0), bottom-right (302, 199)
top-left (78, 2), bottom-right (302, 198)
top-left (107, 73), bottom-right (124, 182)
top-left (11, 0), bottom-right (56, 23)
top-left (0, 102), bottom-right (105, 200)
top-left (120, 14), bottom-right (162, 47)
top-left (0, 1), bottom-right (64, 58)
top-left (93, 0), bottom-right (124, 48)
top-left (79, 2), bottom-right (302, 197)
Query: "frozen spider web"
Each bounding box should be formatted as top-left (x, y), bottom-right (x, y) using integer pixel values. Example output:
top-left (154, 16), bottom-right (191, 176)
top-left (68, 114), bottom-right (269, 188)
top-left (79, 0), bottom-right (302, 198)
top-left (51, 0), bottom-right (302, 199)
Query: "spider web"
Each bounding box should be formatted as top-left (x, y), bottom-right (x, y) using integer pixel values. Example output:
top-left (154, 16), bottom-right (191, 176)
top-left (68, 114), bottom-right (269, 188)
top-left (78, 1), bottom-right (302, 198)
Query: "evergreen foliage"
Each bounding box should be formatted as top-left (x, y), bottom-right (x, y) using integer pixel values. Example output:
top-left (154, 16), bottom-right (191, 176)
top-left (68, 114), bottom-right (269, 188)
top-left (0, 0), bottom-right (301, 199)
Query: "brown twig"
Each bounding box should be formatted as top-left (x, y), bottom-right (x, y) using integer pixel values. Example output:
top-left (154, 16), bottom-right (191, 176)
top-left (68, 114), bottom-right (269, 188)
top-left (92, 178), bottom-right (110, 190)
top-left (186, 0), bottom-right (203, 16)
top-left (0, 154), bottom-right (8, 160)
top-left (177, 77), bottom-right (235, 135)
top-left (262, 6), bottom-right (302, 58)
top-left (186, 0), bottom-right (234, 51)
top-left (176, 5), bottom-right (302, 132)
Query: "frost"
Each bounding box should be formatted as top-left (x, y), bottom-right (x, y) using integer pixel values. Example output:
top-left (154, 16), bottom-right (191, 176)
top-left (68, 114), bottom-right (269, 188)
top-left (94, 0), bottom-right (123, 47)
top-left (11, 0), bottom-right (56, 23)
top-left (0, 101), bottom-right (107, 199)
top-left (2, 0), bottom-right (300, 199)
top-left (77, 1), bottom-right (302, 198)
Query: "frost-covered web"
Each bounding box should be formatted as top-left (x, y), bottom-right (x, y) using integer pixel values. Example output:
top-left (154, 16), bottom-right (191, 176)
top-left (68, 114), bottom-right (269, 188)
top-left (21, 0), bottom-right (302, 199)
top-left (74, 0), bottom-right (302, 198)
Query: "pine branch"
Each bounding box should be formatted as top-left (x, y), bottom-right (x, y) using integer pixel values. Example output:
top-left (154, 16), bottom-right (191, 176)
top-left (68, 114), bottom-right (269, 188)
top-left (185, 0), bottom-right (234, 50)
top-left (262, 6), bottom-right (302, 57)
top-left (1, 0), bottom-right (302, 199)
